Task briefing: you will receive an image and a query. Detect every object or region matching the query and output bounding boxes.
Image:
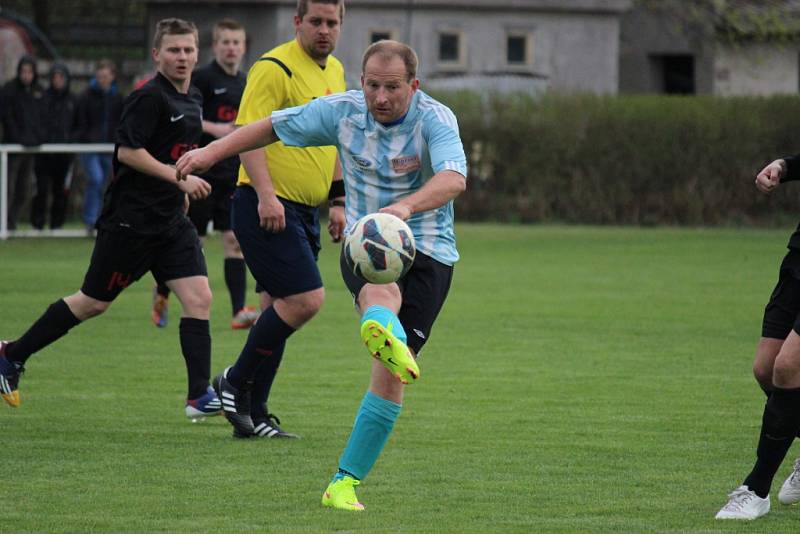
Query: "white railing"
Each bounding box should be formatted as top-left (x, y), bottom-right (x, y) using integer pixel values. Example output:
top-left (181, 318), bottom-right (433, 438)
top-left (0, 143), bottom-right (115, 240)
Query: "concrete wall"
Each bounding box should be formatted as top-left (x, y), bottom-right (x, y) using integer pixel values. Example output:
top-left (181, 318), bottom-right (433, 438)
top-left (146, 0), bottom-right (628, 94)
top-left (713, 43), bottom-right (799, 96)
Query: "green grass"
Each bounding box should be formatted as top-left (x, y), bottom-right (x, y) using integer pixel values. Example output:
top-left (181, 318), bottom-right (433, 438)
top-left (0, 224), bottom-right (799, 532)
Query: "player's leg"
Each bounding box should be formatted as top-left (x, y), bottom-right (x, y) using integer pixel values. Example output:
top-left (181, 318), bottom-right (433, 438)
top-left (154, 219), bottom-right (219, 420)
top-left (247, 290), bottom-right (294, 438)
top-left (223, 230), bottom-right (258, 329)
top-left (1, 227), bottom-right (151, 407)
top-left (323, 252), bottom-right (453, 510)
top-left (212, 184), bottom-right (258, 329)
top-left (216, 188), bottom-right (325, 437)
top-left (718, 255), bottom-right (800, 519)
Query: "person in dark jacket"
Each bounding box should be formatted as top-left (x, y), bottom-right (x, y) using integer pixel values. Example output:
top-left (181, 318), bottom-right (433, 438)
top-left (75, 59), bottom-right (123, 229)
top-left (32, 63), bottom-right (78, 230)
top-left (2, 55), bottom-right (44, 230)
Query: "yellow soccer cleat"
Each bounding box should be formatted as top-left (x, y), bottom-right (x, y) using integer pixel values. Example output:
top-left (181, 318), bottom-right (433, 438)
top-left (322, 476), bottom-right (365, 511)
top-left (0, 343), bottom-right (23, 408)
top-left (360, 319), bottom-right (419, 384)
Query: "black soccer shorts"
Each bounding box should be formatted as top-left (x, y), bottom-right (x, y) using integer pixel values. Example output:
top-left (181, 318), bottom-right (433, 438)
top-left (762, 249), bottom-right (800, 339)
top-left (340, 247), bottom-right (454, 355)
top-left (81, 217), bottom-right (207, 302)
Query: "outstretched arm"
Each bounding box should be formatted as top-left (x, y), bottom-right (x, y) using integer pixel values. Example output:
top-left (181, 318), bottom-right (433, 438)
top-left (175, 117), bottom-right (279, 179)
top-left (380, 170), bottom-right (466, 220)
top-left (118, 146), bottom-right (211, 200)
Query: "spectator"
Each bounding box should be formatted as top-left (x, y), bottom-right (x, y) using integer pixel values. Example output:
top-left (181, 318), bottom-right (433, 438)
top-left (32, 63), bottom-right (78, 230)
top-left (2, 55), bottom-right (44, 230)
top-left (76, 59), bottom-right (123, 231)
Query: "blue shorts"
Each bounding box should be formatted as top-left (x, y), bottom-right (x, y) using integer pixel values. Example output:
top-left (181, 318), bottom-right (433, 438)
top-left (232, 185), bottom-right (322, 298)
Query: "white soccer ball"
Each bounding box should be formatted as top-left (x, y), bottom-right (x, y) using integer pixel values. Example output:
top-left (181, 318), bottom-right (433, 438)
top-left (344, 212), bottom-right (416, 284)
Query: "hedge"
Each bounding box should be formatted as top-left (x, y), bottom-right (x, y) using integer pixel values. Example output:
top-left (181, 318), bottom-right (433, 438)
top-left (435, 92), bottom-right (800, 225)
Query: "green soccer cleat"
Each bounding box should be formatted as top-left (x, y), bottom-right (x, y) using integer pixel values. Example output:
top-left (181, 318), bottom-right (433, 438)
top-left (322, 476), bottom-right (365, 511)
top-left (360, 319), bottom-right (419, 384)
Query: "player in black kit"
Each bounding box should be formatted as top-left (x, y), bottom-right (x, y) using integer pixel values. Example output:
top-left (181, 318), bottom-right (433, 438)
top-left (0, 19), bottom-right (223, 422)
top-left (151, 19), bottom-right (259, 331)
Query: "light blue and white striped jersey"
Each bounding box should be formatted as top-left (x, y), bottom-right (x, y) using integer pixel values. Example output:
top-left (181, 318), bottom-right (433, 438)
top-left (271, 89), bottom-right (467, 265)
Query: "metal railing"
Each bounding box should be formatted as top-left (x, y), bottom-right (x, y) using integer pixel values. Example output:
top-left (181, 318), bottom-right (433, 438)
top-left (0, 143), bottom-right (114, 240)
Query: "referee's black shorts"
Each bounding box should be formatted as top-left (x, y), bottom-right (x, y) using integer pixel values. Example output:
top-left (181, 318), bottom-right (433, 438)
top-left (81, 217), bottom-right (207, 302)
top-left (340, 248), bottom-right (454, 355)
top-left (762, 249), bottom-right (800, 339)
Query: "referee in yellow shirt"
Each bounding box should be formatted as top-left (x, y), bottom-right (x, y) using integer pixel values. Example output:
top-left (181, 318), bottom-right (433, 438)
top-left (211, 0), bottom-right (347, 439)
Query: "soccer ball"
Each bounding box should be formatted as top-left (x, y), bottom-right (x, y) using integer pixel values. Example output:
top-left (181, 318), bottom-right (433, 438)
top-left (344, 213), bottom-right (416, 284)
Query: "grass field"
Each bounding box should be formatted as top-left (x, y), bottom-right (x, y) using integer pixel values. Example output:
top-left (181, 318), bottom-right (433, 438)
top-left (1, 223), bottom-right (799, 532)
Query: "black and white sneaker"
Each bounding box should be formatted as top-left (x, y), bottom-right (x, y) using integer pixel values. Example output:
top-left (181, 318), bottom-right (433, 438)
top-left (248, 413), bottom-right (300, 439)
top-left (212, 367), bottom-right (254, 437)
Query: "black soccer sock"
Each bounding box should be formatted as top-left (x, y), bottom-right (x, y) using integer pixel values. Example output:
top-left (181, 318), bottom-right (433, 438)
top-left (250, 340), bottom-right (286, 419)
top-left (5, 299), bottom-right (81, 365)
top-left (227, 306), bottom-right (295, 389)
top-left (157, 282), bottom-right (170, 299)
top-left (743, 387), bottom-right (800, 498)
top-left (224, 258), bottom-right (247, 315)
top-left (179, 318), bottom-right (211, 400)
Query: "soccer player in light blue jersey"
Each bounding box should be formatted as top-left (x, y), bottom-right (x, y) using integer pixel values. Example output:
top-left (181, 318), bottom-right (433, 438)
top-left (176, 39), bottom-right (467, 511)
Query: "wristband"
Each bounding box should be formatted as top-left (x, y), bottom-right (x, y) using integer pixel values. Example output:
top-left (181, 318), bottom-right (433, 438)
top-left (328, 199), bottom-right (345, 208)
top-left (328, 180), bottom-right (345, 199)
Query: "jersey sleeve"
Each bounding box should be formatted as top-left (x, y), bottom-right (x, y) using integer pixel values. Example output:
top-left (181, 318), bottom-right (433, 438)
top-left (116, 90), bottom-right (162, 149)
top-left (236, 59), bottom-right (289, 126)
top-left (270, 97), bottom-right (339, 148)
top-left (424, 109), bottom-right (468, 178)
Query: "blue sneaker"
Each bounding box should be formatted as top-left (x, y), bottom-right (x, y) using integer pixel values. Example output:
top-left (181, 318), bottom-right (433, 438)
top-left (185, 385), bottom-right (222, 422)
top-left (0, 342), bottom-right (23, 408)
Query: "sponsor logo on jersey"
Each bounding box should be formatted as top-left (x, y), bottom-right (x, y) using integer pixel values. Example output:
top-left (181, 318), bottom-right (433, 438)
top-left (391, 155), bottom-right (421, 173)
top-left (213, 87), bottom-right (227, 95)
top-left (170, 143), bottom-right (199, 161)
top-left (217, 105), bottom-right (238, 122)
top-left (352, 155), bottom-right (373, 169)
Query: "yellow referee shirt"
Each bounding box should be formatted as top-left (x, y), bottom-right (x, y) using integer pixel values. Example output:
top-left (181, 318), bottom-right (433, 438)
top-left (235, 39), bottom-right (346, 206)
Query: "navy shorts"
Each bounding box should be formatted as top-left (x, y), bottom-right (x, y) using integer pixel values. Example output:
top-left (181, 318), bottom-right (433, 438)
top-left (232, 185), bottom-right (322, 298)
top-left (763, 249), bottom-right (800, 339)
top-left (340, 248), bottom-right (454, 355)
top-left (188, 177), bottom-right (236, 236)
top-left (81, 217), bottom-right (207, 302)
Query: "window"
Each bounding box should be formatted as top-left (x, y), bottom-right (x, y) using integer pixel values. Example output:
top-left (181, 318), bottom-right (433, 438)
top-left (370, 30), bottom-right (394, 44)
top-left (438, 32), bottom-right (461, 63)
top-left (507, 35), bottom-right (527, 64)
top-left (649, 54), bottom-right (695, 94)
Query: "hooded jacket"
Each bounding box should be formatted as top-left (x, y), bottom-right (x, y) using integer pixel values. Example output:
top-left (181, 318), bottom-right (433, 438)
top-left (40, 63), bottom-right (78, 143)
top-left (1, 55), bottom-right (44, 145)
top-left (76, 74), bottom-right (124, 143)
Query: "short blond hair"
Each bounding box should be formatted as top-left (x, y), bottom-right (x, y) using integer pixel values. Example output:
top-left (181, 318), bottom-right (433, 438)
top-left (361, 40), bottom-right (418, 82)
top-left (153, 18), bottom-right (199, 50)
top-left (213, 18), bottom-right (245, 44)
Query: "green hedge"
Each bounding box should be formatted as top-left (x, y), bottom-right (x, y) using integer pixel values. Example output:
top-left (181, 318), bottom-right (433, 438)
top-left (435, 92), bottom-right (800, 225)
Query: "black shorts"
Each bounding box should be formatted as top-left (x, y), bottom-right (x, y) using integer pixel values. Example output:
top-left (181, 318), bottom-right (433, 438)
top-left (340, 248), bottom-right (454, 355)
top-left (81, 217), bottom-right (207, 302)
top-left (232, 185), bottom-right (322, 298)
top-left (188, 178), bottom-right (236, 236)
top-left (762, 249), bottom-right (800, 339)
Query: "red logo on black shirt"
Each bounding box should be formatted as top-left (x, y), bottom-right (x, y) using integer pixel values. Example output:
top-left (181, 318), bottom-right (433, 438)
top-left (217, 105), bottom-right (238, 122)
top-left (170, 143), bottom-right (199, 161)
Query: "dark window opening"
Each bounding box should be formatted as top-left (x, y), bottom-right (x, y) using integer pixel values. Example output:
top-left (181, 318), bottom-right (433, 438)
top-left (650, 54), bottom-right (695, 94)
top-left (438, 33), bottom-right (460, 62)
top-left (370, 31), bottom-right (391, 44)
top-left (507, 35), bottom-right (527, 64)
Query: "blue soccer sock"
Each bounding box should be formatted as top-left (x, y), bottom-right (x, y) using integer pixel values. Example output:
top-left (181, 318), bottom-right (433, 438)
top-left (228, 306), bottom-right (294, 389)
top-left (361, 305), bottom-right (407, 343)
top-left (336, 390), bottom-right (402, 481)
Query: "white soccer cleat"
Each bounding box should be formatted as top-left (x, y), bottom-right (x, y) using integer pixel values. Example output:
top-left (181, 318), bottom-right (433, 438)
top-left (715, 485), bottom-right (770, 520)
top-left (779, 458), bottom-right (800, 505)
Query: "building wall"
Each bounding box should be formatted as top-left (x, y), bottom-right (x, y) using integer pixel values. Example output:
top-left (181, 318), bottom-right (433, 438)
top-left (146, 1), bottom-right (628, 94)
top-left (713, 43), bottom-right (799, 96)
